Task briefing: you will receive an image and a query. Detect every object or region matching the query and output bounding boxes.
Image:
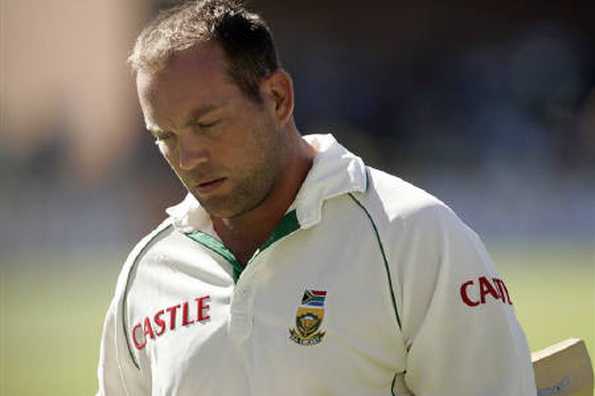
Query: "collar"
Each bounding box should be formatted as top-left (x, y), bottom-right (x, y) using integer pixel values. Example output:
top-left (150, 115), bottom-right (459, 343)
top-left (165, 133), bottom-right (367, 233)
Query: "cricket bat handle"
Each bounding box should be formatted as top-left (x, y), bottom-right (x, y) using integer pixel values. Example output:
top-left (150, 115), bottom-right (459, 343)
top-left (532, 338), bottom-right (594, 396)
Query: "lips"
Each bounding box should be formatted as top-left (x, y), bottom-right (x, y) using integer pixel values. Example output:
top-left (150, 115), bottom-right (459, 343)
top-left (195, 177), bottom-right (226, 194)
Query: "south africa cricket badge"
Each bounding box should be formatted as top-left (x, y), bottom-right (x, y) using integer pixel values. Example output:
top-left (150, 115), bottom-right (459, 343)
top-left (289, 289), bottom-right (327, 346)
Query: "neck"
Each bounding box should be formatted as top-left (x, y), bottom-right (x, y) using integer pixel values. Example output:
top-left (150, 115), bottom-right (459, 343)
top-left (211, 126), bottom-right (316, 264)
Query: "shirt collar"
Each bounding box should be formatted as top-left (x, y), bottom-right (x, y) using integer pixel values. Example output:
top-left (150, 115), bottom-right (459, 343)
top-left (166, 133), bottom-right (367, 233)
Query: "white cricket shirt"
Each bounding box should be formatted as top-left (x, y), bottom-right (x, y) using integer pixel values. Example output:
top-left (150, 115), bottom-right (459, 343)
top-left (97, 134), bottom-right (537, 396)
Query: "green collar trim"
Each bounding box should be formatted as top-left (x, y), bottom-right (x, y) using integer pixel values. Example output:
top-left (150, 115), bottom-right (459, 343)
top-left (185, 231), bottom-right (244, 281)
top-left (259, 209), bottom-right (299, 251)
top-left (184, 210), bottom-right (300, 282)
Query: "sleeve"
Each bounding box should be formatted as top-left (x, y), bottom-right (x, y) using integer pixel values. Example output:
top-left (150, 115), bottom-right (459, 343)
top-left (392, 203), bottom-right (536, 396)
top-left (96, 299), bottom-right (129, 395)
top-left (96, 268), bottom-right (149, 395)
top-left (97, 220), bottom-right (172, 395)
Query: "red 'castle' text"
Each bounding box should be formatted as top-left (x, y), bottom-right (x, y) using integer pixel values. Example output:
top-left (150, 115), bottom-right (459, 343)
top-left (460, 277), bottom-right (512, 307)
top-left (132, 295), bottom-right (211, 350)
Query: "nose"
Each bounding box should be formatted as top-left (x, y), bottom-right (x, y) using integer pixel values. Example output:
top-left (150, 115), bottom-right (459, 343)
top-left (177, 132), bottom-right (208, 171)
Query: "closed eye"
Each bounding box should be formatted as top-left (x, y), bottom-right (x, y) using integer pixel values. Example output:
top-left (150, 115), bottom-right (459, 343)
top-left (196, 119), bottom-right (220, 129)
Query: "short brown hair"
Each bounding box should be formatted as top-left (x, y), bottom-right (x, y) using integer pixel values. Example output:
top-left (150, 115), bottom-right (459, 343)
top-left (128, 0), bottom-right (280, 102)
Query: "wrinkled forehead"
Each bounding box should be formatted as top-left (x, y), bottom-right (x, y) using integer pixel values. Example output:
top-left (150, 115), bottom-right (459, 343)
top-left (135, 42), bottom-right (233, 126)
top-left (136, 42), bottom-right (227, 96)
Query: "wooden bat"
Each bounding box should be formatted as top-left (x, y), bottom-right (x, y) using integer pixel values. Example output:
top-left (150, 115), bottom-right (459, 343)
top-left (532, 338), bottom-right (594, 396)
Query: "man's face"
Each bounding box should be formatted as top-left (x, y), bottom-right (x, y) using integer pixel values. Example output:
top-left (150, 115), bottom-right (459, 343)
top-left (136, 42), bottom-right (283, 218)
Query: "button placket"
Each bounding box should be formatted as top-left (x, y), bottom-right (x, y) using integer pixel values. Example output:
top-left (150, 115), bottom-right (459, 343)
top-left (228, 243), bottom-right (278, 342)
top-left (228, 265), bottom-right (259, 341)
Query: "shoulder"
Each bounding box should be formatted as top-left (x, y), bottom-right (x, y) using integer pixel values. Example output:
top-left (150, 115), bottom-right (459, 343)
top-left (128, 219), bottom-right (175, 262)
top-left (344, 167), bottom-right (489, 267)
top-left (355, 166), bottom-right (464, 231)
top-left (112, 218), bottom-right (176, 298)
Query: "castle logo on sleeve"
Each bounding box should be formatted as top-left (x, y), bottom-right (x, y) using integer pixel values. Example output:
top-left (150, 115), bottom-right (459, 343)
top-left (289, 290), bottom-right (327, 346)
top-left (460, 276), bottom-right (513, 307)
top-left (131, 295), bottom-right (211, 350)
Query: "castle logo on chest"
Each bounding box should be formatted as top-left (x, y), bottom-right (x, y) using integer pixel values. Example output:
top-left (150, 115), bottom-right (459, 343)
top-left (131, 295), bottom-right (211, 350)
top-left (289, 290), bottom-right (327, 346)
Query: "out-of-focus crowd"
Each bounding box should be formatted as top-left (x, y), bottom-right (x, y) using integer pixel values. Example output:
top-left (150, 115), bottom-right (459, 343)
top-left (1, 0), bottom-right (593, 257)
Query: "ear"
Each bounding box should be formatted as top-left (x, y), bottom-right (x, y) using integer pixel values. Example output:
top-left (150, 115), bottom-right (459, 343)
top-left (261, 69), bottom-right (294, 126)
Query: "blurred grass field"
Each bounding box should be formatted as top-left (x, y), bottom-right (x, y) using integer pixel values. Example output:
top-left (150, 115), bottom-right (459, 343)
top-left (1, 243), bottom-right (593, 395)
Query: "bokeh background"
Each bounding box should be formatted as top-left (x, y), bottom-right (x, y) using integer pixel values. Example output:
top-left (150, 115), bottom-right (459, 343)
top-left (1, 0), bottom-right (594, 394)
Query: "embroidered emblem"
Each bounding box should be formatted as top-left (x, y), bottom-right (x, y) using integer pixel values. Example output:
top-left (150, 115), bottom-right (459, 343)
top-left (289, 290), bottom-right (327, 346)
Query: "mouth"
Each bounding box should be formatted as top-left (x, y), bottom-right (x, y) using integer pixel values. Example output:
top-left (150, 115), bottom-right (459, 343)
top-left (194, 177), bottom-right (227, 194)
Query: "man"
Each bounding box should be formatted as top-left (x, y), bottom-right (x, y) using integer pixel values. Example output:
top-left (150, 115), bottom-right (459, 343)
top-left (97, 1), bottom-right (537, 395)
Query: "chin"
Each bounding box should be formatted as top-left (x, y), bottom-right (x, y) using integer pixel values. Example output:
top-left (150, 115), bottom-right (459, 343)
top-left (204, 195), bottom-right (267, 219)
top-left (195, 195), bottom-right (245, 219)
top-left (193, 179), bottom-right (272, 219)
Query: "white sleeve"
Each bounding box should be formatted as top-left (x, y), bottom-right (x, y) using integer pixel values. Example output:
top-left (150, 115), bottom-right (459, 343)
top-left (96, 299), bottom-right (127, 395)
top-left (97, 220), bottom-right (171, 395)
top-left (96, 268), bottom-right (149, 395)
top-left (392, 203), bottom-right (536, 396)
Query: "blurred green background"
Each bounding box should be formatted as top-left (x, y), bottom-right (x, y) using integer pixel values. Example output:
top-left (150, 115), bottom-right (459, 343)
top-left (1, 243), bottom-right (593, 395)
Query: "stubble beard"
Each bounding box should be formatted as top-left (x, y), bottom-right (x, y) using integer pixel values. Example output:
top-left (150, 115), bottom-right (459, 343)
top-left (195, 161), bottom-right (278, 219)
top-left (191, 126), bottom-right (283, 219)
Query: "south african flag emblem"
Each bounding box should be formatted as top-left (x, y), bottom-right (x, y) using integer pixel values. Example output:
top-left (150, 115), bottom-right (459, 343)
top-left (289, 289), bottom-right (327, 346)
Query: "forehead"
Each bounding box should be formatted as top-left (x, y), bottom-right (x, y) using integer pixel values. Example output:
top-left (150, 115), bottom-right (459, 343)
top-left (136, 42), bottom-right (236, 125)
